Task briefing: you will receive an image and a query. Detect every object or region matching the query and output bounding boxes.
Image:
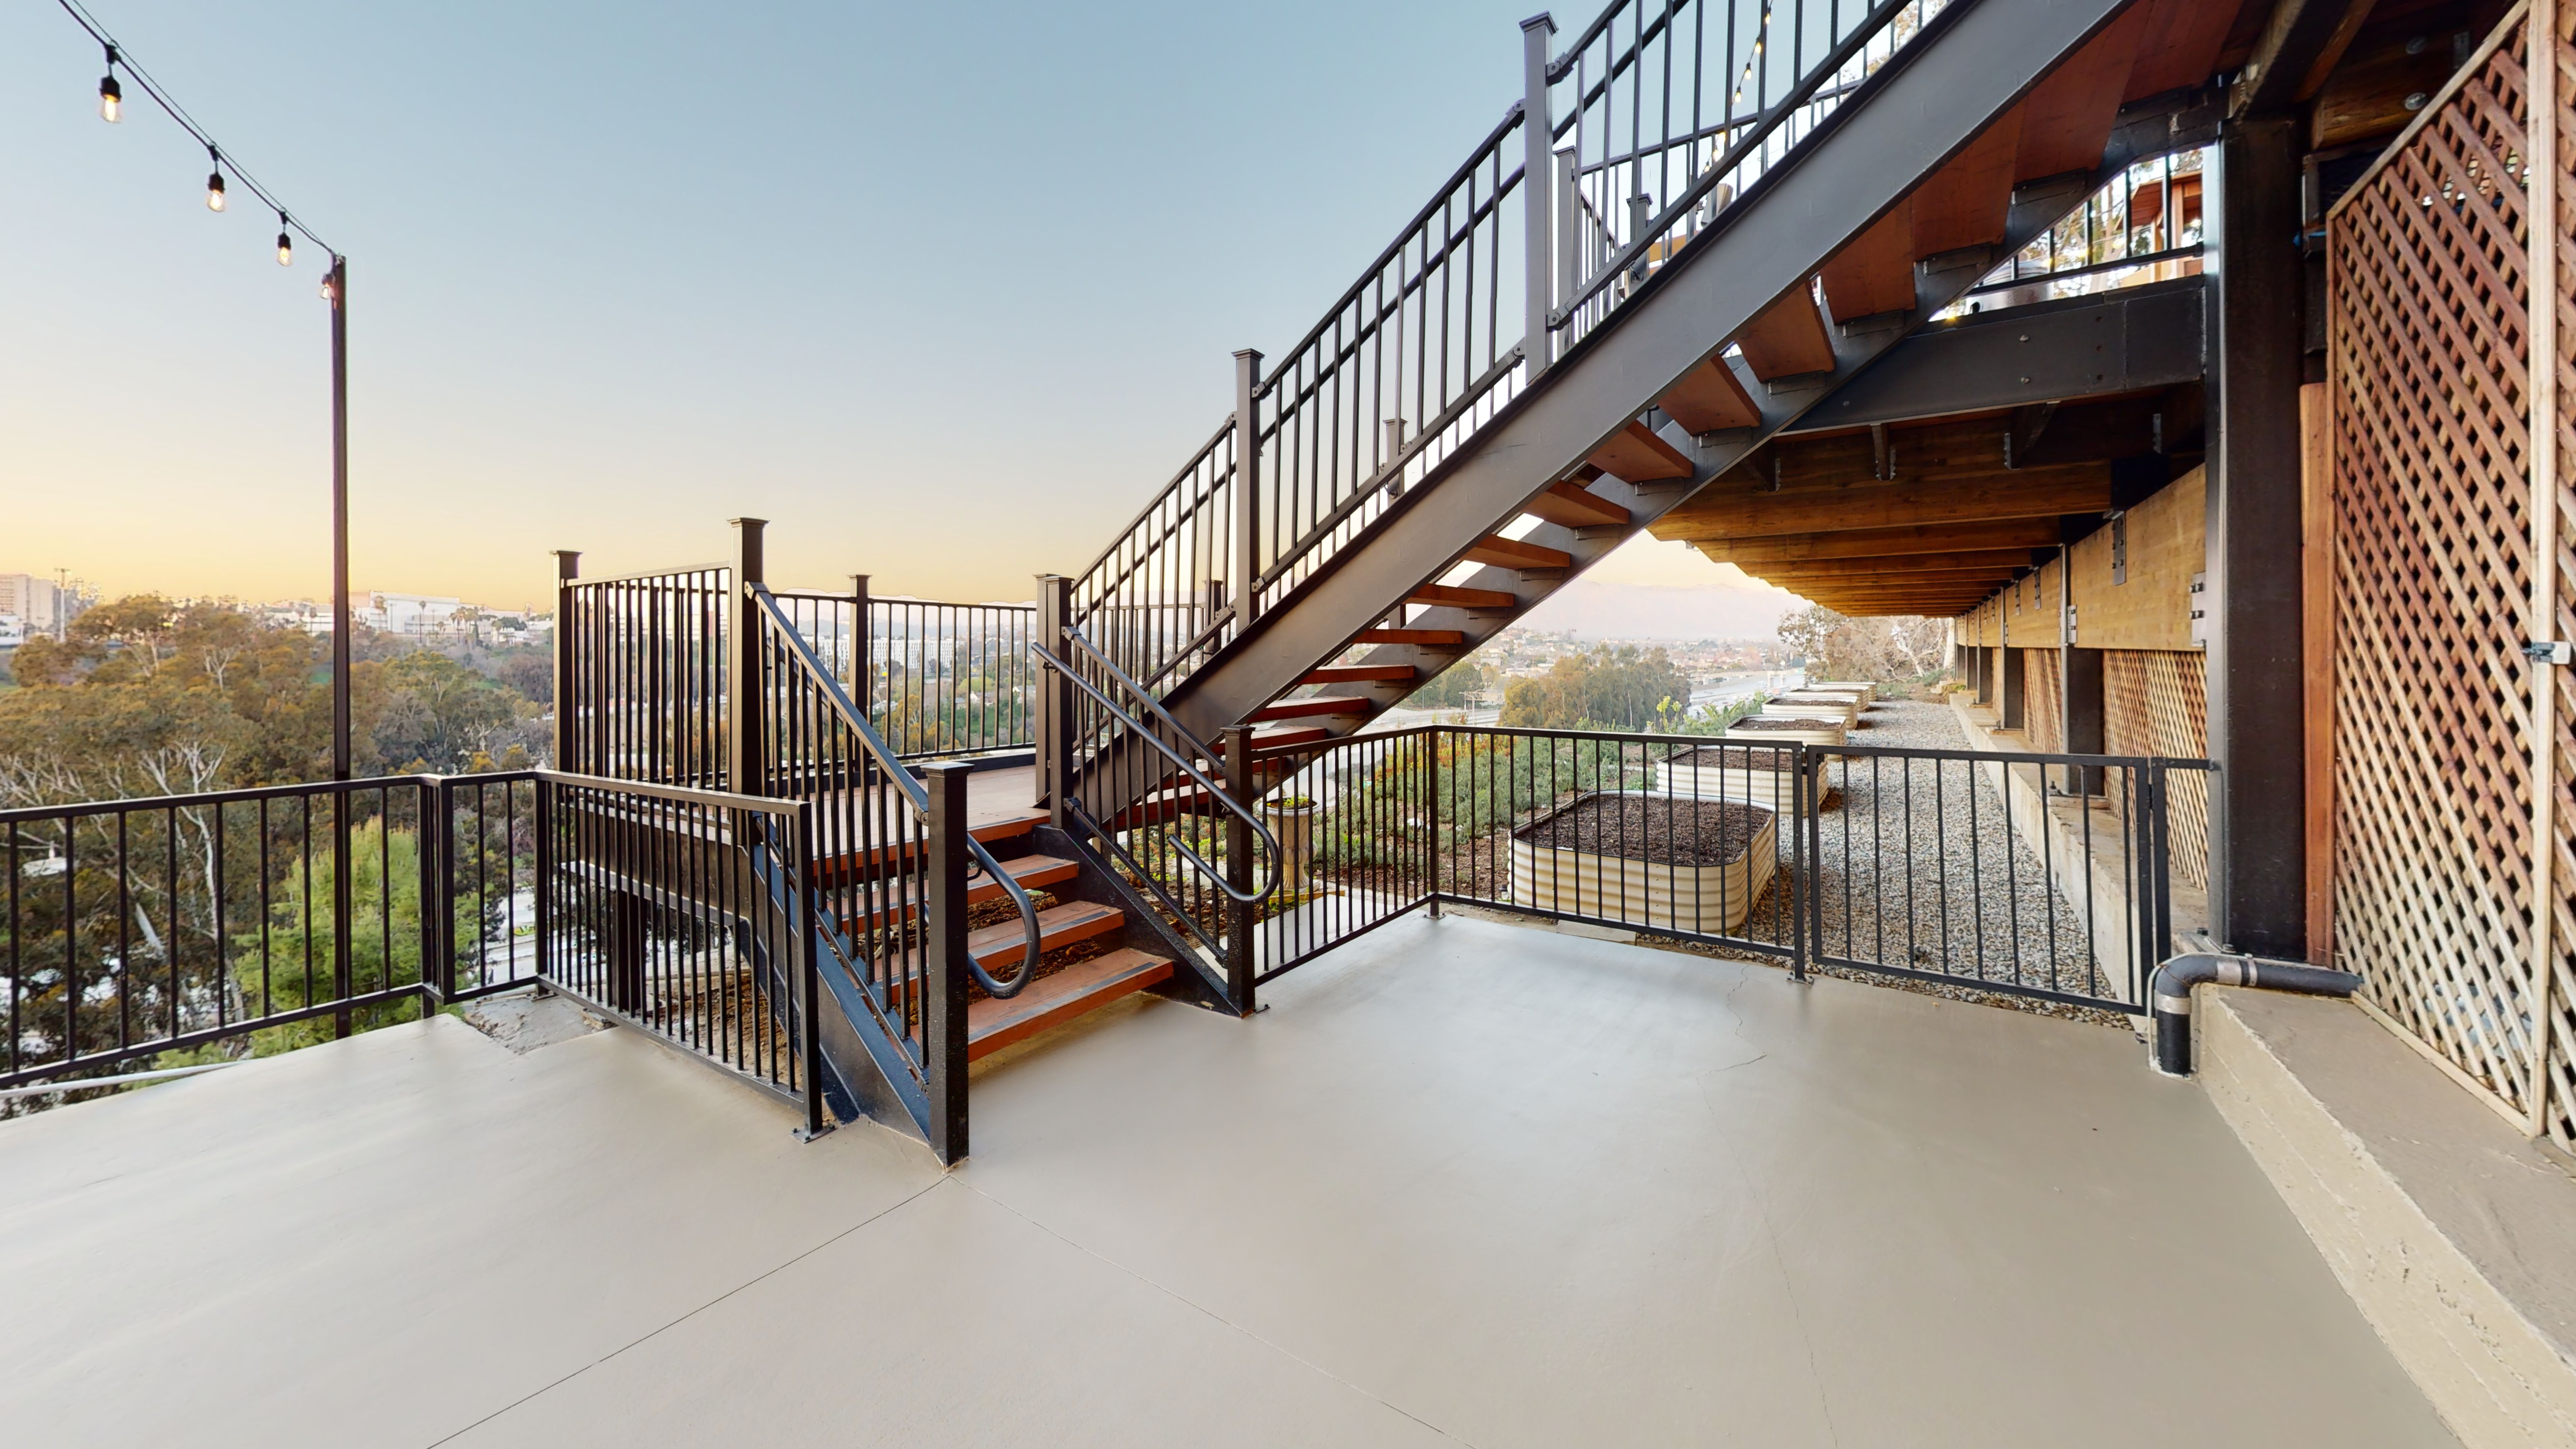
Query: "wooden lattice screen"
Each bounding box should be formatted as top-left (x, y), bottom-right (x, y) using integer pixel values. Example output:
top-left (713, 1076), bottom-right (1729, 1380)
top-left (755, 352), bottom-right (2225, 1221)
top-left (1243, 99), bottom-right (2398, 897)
top-left (2022, 648), bottom-right (2065, 753)
top-left (2103, 650), bottom-right (2212, 892)
top-left (2326, 5), bottom-right (2576, 1146)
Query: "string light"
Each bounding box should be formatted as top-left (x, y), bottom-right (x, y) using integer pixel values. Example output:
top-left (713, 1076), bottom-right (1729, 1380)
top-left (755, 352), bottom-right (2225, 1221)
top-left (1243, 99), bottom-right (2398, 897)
top-left (50, 0), bottom-right (336, 279)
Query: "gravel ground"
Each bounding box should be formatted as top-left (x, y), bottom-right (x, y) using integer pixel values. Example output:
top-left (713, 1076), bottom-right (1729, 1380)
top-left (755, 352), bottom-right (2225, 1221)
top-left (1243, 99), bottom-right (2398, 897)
top-left (1796, 699), bottom-right (2131, 1018)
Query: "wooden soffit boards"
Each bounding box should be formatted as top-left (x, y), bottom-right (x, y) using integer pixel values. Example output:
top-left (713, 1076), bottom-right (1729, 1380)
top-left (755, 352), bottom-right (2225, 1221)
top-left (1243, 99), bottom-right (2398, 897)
top-left (1736, 547), bottom-right (2044, 577)
top-left (2016, 4), bottom-right (2149, 178)
top-left (1682, 516), bottom-right (2070, 561)
top-left (1660, 465), bottom-right (2112, 540)
top-left (2125, 0), bottom-right (2256, 100)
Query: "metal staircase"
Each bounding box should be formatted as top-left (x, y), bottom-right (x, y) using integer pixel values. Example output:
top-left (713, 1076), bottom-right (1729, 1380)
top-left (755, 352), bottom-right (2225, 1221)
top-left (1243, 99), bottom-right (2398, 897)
top-left (1056, 0), bottom-right (2239, 815)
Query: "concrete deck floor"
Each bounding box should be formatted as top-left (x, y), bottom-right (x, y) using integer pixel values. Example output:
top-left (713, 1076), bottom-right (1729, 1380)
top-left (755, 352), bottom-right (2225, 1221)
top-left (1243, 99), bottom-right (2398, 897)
top-left (0, 915), bottom-right (2456, 1447)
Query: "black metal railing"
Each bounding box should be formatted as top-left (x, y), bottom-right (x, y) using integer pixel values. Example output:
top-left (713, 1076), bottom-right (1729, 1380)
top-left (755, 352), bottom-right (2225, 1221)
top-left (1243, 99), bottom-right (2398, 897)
top-left (1224, 723), bottom-right (2199, 1015)
top-left (1, 754), bottom-right (1024, 1152)
top-left (1946, 145), bottom-right (2208, 313)
top-left (3, 777), bottom-right (438, 1093)
top-left (1068, 0), bottom-right (1957, 696)
top-left (768, 586), bottom-right (1035, 761)
top-left (556, 564), bottom-right (730, 787)
top-left (1032, 626), bottom-right (1278, 998)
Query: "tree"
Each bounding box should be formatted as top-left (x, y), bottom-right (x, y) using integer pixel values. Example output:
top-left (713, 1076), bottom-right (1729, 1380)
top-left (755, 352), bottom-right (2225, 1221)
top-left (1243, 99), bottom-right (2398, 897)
top-left (1776, 607), bottom-right (1950, 687)
top-left (1497, 644), bottom-right (1692, 731)
top-left (1404, 657), bottom-right (1487, 710)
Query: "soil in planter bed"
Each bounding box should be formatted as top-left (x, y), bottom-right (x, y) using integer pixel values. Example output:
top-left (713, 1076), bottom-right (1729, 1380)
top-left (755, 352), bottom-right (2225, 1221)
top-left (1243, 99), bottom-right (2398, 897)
top-left (1728, 716), bottom-right (1844, 732)
top-left (1675, 745), bottom-right (1801, 771)
top-left (1513, 795), bottom-right (1771, 866)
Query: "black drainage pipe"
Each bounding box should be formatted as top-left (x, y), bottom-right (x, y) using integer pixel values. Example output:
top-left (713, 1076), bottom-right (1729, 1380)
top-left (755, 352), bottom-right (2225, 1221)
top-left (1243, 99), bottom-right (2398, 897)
top-left (2150, 954), bottom-right (2364, 1077)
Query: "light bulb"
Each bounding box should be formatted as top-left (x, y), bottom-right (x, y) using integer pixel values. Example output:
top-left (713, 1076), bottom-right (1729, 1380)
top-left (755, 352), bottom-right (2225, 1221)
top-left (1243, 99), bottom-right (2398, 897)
top-left (320, 270), bottom-right (338, 303)
top-left (206, 170), bottom-right (226, 212)
top-left (99, 73), bottom-right (121, 123)
top-left (276, 229), bottom-right (293, 266)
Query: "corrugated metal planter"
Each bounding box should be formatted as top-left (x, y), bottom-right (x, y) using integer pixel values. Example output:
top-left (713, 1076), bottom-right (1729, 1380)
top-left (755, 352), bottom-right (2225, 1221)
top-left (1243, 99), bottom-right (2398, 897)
top-left (1509, 793), bottom-right (1779, 933)
top-left (1762, 694), bottom-right (1863, 723)
top-left (1724, 716), bottom-right (1848, 748)
top-left (1662, 746), bottom-right (1838, 813)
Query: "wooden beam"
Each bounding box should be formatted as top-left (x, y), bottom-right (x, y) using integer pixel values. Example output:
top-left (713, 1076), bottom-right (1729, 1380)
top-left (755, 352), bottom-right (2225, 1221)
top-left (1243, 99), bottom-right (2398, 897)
top-left (1672, 517), bottom-right (2069, 561)
top-left (1656, 466), bottom-right (2112, 539)
top-left (2311, 15), bottom-right (2476, 149)
top-left (1742, 554), bottom-right (2032, 580)
top-left (1587, 419), bottom-right (1694, 482)
top-left (1735, 289), bottom-right (1836, 381)
top-left (1658, 356), bottom-right (1764, 432)
top-left (2232, 0), bottom-right (2374, 115)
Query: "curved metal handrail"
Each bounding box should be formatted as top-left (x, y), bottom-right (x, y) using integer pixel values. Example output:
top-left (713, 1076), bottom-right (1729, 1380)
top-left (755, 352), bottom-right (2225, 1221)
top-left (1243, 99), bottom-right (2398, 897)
top-left (750, 588), bottom-right (1046, 1000)
top-left (1036, 628), bottom-right (1282, 906)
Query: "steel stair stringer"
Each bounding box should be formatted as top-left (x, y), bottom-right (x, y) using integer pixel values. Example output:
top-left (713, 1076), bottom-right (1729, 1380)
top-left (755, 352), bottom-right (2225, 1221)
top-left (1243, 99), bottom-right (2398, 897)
top-left (1140, 0), bottom-right (2157, 754)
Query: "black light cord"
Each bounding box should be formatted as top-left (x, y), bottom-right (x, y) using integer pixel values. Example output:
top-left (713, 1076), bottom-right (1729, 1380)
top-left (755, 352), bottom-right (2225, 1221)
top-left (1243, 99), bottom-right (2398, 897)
top-left (52, 0), bottom-right (338, 259)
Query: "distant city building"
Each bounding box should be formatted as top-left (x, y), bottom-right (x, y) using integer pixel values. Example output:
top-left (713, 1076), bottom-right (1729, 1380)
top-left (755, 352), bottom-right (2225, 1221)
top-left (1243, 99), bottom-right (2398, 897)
top-left (256, 594), bottom-right (551, 646)
top-left (0, 613), bottom-right (23, 648)
top-left (0, 573), bottom-right (93, 642)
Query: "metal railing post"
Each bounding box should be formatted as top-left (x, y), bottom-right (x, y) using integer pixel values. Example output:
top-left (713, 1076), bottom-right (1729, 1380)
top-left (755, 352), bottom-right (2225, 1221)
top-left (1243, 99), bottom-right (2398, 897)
top-left (1038, 574), bottom-right (1074, 828)
top-left (848, 573), bottom-right (872, 724)
top-left (552, 550), bottom-right (580, 772)
top-left (1232, 350), bottom-right (1264, 636)
top-left (418, 776), bottom-right (448, 1010)
top-left (1223, 724), bottom-right (1257, 1013)
top-left (1424, 727), bottom-right (1443, 917)
top-left (792, 800), bottom-right (831, 1141)
top-left (1555, 147), bottom-right (1579, 322)
top-left (532, 777), bottom-right (553, 989)
top-left (923, 761), bottom-right (973, 1164)
top-left (730, 518), bottom-right (767, 796)
top-left (1522, 12), bottom-right (1557, 377)
top-left (1790, 746), bottom-right (1812, 981)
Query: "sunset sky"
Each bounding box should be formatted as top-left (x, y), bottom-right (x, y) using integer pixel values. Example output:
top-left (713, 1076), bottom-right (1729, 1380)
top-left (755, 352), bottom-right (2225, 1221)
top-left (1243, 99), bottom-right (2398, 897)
top-left (0, 0), bottom-right (1796, 636)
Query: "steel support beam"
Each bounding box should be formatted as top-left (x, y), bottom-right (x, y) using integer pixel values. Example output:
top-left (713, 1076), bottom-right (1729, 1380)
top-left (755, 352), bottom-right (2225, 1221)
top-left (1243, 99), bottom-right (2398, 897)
top-left (1789, 278), bottom-right (2206, 433)
top-left (2204, 116), bottom-right (2308, 956)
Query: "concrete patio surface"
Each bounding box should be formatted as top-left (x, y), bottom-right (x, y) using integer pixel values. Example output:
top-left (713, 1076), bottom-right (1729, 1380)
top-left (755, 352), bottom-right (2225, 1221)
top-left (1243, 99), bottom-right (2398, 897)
top-left (0, 914), bottom-right (2457, 1446)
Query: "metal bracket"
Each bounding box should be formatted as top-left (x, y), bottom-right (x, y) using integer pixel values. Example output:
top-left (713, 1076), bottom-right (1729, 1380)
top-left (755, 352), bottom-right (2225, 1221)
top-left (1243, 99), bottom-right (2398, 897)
top-left (2526, 640), bottom-right (2574, 665)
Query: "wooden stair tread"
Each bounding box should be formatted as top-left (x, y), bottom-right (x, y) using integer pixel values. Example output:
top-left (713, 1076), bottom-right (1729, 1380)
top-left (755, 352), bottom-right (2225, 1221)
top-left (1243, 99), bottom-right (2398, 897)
top-left (1300, 664), bottom-right (1417, 685)
top-left (815, 808), bottom-right (1047, 882)
top-left (1521, 481), bottom-right (1631, 529)
top-left (967, 949), bottom-right (1174, 1060)
top-left (1586, 419), bottom-right (1694, 482)
top-left (1250, 695), bottom-right (1372, 721)
top-left (968, 899), bottom-right (1123, 969)
top-left (1357, 628), bottom-right (1467, 646)
top-left (1459, 535), bottom-right (1574, 571)
top-left (843, 853), bottom-right (1079, 929)
top-left (1407, 583), bottom-right (1517, 611)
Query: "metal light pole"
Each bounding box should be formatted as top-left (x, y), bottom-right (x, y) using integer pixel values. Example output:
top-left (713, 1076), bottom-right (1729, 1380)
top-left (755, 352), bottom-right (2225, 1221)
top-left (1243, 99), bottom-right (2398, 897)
top-left (326, 255), bottom-right (353, 1037)
top-left (328, 255), bottom-right (351, 782)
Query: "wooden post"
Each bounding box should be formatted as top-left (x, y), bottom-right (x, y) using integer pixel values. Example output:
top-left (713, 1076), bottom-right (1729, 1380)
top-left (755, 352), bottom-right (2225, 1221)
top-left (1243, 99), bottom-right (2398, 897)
top-left (2299, 382), bottom-right (2336, 966)
top-left (2526, 0), bottom-right (2565, 1141)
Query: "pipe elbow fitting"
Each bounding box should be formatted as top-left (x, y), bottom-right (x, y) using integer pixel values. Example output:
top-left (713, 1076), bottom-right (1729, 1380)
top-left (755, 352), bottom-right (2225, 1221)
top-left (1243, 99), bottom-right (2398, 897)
top-left (2148, 953), bottom-right (2363, 1078)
